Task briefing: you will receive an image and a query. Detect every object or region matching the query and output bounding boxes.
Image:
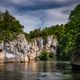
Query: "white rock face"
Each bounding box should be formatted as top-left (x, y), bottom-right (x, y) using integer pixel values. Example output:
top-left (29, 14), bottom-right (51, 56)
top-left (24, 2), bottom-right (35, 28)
top-left (0, 51), bottom-right (4, 63)
top-left (0, 34), bottom-right (58, 62)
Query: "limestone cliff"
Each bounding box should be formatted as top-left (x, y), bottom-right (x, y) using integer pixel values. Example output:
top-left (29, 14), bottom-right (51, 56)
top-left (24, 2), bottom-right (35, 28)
top-left (0, 34), bottom-right (58, 62)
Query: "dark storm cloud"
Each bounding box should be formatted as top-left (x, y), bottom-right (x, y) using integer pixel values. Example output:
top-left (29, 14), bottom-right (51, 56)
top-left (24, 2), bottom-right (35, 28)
top-left (17, 0), bottom-right (80, 12)
top-left (0, 0), bottom-right (80, 12)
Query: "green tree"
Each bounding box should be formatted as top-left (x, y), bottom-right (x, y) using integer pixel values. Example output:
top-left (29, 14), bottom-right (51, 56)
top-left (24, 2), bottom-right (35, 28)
top-left (0, 10), bottom-right (24, 41)
top-left (57, 4), bottom-right (80, 60)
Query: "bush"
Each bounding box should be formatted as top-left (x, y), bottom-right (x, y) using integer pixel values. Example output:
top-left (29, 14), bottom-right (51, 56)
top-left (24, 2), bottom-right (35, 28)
top-left (39, 51), bottom-right (54, 61)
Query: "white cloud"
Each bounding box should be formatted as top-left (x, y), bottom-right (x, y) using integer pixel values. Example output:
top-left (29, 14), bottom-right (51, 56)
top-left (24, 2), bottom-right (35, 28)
top-left (8, 0), bottom-right (34, 6)
top-left (7, 0), bottom-right (68, 4)
top-left (40, 8), bottom-right (68, 27)
top-left (41, 6), bottom-right (73, 27)
top-left (54, 0), bottom-right (69, 3)
top-left (13, 14), bottom-right (42, 32)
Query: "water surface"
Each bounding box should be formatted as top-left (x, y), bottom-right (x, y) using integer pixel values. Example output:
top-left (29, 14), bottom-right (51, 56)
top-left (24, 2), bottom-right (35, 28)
top-left (0, 61), bottom-right (80, 80)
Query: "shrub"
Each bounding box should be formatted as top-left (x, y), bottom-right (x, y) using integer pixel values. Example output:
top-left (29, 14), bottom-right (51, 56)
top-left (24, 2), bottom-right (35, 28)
top-left (39, 51), bottom-right (54, 61)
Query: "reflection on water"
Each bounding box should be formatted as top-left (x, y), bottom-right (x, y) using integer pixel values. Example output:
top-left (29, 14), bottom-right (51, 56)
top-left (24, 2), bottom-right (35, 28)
top-left (0, 61), bottom-right (80, 80)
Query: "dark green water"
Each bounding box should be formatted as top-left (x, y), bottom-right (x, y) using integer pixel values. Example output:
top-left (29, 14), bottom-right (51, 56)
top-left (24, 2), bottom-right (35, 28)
top-left (0, 61), bottom-right (80, 80)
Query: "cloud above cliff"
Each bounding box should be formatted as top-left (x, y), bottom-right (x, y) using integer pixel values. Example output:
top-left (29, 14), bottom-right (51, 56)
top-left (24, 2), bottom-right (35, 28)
top-left (0, 0), bottom-right (80, 32)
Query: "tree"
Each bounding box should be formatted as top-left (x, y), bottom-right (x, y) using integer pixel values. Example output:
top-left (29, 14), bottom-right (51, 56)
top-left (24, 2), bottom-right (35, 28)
top-left (0, 10), bottom-right (24, 41)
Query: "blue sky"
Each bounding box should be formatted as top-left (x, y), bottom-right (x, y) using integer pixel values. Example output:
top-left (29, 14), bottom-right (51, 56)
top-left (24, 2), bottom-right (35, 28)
top-left (0, 0), bottom-right (80, 32)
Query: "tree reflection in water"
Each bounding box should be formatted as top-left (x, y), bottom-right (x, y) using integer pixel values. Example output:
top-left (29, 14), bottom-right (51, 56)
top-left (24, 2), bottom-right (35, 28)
top-left (0, 61), bottom-right (80, 80)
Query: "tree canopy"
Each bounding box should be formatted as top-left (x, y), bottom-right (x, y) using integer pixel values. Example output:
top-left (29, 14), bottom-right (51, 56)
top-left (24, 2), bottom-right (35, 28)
top-left (0, 10), bottom-right (23, 42)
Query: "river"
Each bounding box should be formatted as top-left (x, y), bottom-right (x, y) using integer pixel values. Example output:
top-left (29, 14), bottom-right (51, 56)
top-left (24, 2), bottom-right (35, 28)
top-left (0, 61), bottom-right (80, 80)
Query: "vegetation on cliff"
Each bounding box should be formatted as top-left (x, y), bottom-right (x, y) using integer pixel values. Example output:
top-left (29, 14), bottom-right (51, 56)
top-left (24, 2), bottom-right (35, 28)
top-left (38, 51), bottom-right (54, 61)
top-left (26, 4), bottom-right (80, 60)
top-left (0, 4), bottom-right (80, 61)
top-left (0, 10), bottom-right (23, 42)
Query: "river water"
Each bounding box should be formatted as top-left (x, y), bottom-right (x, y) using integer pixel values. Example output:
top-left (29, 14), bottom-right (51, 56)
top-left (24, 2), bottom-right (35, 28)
top-left (0, 61), bottom-right (80, 80)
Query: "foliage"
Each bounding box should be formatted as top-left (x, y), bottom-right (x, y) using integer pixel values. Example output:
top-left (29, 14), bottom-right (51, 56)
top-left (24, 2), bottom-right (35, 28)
top-left (0, 10), bottom-right (23, 41)
top-left (57, 4), bottom-right (80, 60)
top-left (39, 51), bottom-right (54, 61)
top-left (27, 4), bottom-right (80, 61)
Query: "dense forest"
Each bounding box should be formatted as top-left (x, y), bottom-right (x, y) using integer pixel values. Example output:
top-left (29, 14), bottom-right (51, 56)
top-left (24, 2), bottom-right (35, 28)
top-left (0, 4), bottom-right (80, 61)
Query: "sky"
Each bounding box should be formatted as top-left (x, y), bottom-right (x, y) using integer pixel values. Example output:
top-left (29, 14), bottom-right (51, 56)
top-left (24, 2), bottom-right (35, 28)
top-left (0, 0), bottom-right (80, 32)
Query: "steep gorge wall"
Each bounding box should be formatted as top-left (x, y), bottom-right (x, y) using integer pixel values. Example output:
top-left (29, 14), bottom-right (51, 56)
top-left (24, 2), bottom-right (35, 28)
top-left (0, 34), bottom-right (58, 62)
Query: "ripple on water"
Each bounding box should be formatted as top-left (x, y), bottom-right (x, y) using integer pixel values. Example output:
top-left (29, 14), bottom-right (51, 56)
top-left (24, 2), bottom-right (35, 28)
top-left (35, 72), bottom-right (64, 80)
